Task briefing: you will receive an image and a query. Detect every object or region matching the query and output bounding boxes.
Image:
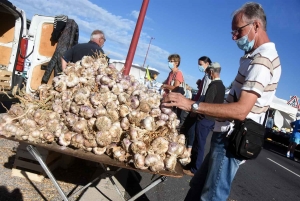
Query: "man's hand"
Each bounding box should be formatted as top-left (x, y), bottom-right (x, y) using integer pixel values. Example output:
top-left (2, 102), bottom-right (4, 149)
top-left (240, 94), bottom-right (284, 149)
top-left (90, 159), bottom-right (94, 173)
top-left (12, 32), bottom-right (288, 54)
top-left (162, 92), bottom-right (194, 112)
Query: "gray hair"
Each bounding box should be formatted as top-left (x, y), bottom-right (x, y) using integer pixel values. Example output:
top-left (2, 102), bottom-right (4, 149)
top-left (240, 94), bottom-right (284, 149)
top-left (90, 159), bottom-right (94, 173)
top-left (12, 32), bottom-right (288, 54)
top-left (90, 30), bottom-right (105, 40)
top-left (207, 67), bottom-right (221, 74)
top-left (232, 2), bottom-right (267, 31)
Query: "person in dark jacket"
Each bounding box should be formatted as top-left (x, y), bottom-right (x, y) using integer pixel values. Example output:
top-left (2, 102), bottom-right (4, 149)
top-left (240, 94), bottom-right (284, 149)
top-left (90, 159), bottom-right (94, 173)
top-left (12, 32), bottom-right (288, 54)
top-left (183, 62), bottom-right (225, 176)
top-left (61, 29), bottom-right (106, 70)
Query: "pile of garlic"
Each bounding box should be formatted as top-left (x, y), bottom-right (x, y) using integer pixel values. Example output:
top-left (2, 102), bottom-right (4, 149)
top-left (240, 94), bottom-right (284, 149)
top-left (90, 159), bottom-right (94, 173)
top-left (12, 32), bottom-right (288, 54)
top-left (0, 54), bottom-right (191, 172)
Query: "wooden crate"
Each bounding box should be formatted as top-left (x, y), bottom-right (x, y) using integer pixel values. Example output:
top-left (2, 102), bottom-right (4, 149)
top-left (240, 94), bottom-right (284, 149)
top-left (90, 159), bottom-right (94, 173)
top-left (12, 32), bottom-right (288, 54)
top-left (0, 70), bottom-right (12, 90)
top-left (11, 143), bottom-right (61, 182)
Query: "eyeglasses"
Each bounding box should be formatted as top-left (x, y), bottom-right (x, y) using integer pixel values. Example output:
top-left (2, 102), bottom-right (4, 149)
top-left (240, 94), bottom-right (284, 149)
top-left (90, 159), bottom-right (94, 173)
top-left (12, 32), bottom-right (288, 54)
top-left (102, 38), bottom-right (106, 42)
top-left (231, 22), bottom-right (253, 36)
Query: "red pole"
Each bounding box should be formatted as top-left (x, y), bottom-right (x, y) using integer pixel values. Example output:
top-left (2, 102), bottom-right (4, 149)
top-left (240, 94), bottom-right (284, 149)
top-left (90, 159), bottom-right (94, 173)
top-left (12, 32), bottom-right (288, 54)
top-left (142, 37), bottom-right (154, 68)
top-left (123, 0), bottom-right (150, 75)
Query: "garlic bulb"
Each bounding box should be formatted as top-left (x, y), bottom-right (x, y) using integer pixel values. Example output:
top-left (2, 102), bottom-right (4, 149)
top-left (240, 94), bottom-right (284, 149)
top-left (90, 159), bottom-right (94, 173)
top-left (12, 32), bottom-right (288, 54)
top-left (177, 134), bottom-right (186, 145)
top-left (95, 116), bottom-right (112, 132)
top-left (66, 73), bottom-right (79, 88)
top-left (71, 134), bottom-right (85, 149)
top-left (145, 153), bottom-right (161, 167)
top-left (109, 122), bottom-right (122, 142)
top-left (58, 131), bottom-right (74, 146)
top-left (150, 108), bottom-right (161, 117)
top-left (95, 131), bottom-right (112, 147)
top-left (142, 116), bottom-right (155, 131)
top-left (121, 138), bottom-right (132, 153)
top-left (133, 154), bottom-right (147, 169)
top-left (119, 105), bottom-right (130, 118)
top-left (120, 117), bottom-right (130, 130)
top-left (164, 154), bottom-right (177, 172)
top-left (130, 96), bottom-right (139, 109)
top-left (93, 106), bottom-right (107, 117)
top-left (139, 101), bottom-right (151, 113)
top-left (150, 159), bottom-right (165, 172)
top-left (151, 137), bottom-right (169, 154)
top-left (179, 157), bottom-right (191, 166)
top-left (131, 141), bottom-right (147, 156)
top-left (93, 147), bottom-right (106, 155)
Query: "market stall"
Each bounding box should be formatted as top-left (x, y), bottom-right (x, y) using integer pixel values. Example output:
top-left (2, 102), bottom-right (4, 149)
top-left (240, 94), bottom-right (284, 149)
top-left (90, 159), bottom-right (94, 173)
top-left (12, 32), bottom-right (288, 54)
top-left (268, 96), bottom-right (298, 144)
top-left (0, 53), bottom-right (188, 200)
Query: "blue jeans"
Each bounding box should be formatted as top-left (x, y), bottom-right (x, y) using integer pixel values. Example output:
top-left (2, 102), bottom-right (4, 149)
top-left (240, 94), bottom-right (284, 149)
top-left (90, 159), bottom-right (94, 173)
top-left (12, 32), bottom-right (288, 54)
top-left (186, 119), bottom-right (197, 148)
top-left (190, 118), bottom-right (214, 174)
top-left (184, 132), bottom-right (243, 201)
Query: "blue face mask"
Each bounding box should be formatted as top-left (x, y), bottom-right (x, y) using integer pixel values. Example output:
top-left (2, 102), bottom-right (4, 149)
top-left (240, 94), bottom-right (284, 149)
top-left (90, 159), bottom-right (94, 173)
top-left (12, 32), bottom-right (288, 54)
top-left (198, 65), bottom-right (205, 72)
top-left (168, 62), bottom-right (174, 69)
top-left (236, 26), bottom-right (256, 52)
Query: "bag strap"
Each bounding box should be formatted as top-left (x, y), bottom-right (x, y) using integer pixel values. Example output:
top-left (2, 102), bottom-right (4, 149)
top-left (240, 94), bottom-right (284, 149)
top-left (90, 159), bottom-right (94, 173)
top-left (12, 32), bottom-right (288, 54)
top-left (262, 110), bottom-right (269, 127)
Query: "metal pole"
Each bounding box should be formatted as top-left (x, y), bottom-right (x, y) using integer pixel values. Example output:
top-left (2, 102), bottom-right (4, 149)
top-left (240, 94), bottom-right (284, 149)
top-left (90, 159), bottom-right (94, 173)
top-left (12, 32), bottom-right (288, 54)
top-left (127, 176), bottom-right (167, 201)
top-left (26, 145), bottom-right (68, 201)
top-left (123, 0), bottom-right (150, 75)
top-left (142, 37), bottom-right (154, 68)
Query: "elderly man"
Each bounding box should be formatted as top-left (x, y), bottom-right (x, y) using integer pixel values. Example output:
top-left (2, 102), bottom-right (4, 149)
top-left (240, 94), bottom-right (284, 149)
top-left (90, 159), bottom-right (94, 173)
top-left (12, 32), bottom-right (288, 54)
top-left (184, 62), bottom-right (225, 176)
top-left (61, 30), bottom-right (106, 70)
top-left (163, 2), bottom-right (281, 201)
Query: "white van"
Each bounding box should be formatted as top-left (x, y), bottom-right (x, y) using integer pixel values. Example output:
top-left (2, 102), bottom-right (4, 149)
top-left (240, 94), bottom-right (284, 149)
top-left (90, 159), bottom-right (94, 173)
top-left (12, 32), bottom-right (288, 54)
top-left (0, 0), bottom-right (61, 101)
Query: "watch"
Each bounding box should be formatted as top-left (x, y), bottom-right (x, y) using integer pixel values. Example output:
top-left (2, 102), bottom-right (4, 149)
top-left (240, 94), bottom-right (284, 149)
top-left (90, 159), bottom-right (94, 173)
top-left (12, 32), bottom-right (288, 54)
top-left (192, 101), bottom-right (200, 112)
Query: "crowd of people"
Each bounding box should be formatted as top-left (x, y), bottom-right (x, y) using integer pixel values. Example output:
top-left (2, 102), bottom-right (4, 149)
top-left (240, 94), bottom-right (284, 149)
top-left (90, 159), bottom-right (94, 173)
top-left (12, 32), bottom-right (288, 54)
top-left (57, 2), bottom-right (285, 200)
top-left (162, 2), bottom-right (282, 200)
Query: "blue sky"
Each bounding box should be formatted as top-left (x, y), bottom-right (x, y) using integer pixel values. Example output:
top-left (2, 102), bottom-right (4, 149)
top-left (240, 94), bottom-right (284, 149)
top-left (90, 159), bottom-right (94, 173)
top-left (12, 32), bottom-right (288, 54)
top-left (10, 0), bottom-right (300, 101)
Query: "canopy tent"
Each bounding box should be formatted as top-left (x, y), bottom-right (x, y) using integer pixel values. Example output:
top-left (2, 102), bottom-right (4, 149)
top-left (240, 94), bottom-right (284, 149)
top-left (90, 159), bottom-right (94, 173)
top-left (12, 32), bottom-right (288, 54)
top-left (270, 96), bottom-right (298, 129)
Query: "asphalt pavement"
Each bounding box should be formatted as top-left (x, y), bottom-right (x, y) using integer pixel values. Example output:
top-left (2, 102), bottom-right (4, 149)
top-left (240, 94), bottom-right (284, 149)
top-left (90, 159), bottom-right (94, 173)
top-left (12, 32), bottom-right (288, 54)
top-left (78, 135), bottom-right (300, 201)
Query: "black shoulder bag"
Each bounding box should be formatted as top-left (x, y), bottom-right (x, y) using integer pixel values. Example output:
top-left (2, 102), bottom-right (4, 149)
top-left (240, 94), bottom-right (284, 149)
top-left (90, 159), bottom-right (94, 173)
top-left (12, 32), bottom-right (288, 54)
top-left (228, 112), bottom-right (268, 160)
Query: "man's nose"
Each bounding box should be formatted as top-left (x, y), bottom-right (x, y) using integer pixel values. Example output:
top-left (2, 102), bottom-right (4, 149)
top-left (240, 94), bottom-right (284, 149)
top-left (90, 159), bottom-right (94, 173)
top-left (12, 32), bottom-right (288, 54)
top-left (232, 34), bottom-right (237, 40)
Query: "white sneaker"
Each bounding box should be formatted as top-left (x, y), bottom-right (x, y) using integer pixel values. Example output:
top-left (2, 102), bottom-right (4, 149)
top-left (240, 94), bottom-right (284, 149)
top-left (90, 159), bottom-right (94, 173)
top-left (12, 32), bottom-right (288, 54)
top-left (287, 151), bottom-right (290, 158)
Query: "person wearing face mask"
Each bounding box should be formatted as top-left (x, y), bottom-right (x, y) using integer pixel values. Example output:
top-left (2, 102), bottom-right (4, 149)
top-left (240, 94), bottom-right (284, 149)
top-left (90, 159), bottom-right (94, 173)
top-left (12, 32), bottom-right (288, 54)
top-left (196, 56), bottom-right (212, 102)
top-left (183, 62), bottom-right (225, 176)
top-left (161, 54), bottom-right (184, 119)
top-left (61, 30), bottom-right (106, 70)
top-left (161, 54), bottom-right (184, 96)
top-left (180, 56), bottom-right (212, 157)
top-left (162, 2), bottom-right (281, 200)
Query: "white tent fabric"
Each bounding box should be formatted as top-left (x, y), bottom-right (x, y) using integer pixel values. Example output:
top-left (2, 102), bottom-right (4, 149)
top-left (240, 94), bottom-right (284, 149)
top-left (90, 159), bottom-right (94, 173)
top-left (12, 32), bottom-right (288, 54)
top-left (224, 92), bottom-right (296, 129)
top-left (270, 96), bottom-right (297, 129)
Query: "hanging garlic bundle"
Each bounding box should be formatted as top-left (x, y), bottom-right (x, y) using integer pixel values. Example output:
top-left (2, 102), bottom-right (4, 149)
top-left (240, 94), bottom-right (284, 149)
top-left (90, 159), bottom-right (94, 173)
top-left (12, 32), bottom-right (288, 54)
top-left (0, 53), bottom-right (191, 173)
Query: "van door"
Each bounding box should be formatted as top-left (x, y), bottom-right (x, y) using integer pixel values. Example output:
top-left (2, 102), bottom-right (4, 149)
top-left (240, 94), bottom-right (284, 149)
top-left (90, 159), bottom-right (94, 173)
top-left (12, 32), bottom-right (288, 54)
top-left (25, 15), bottom-right (57, 95)
top-left (0, 0), bottom-right (27, 99)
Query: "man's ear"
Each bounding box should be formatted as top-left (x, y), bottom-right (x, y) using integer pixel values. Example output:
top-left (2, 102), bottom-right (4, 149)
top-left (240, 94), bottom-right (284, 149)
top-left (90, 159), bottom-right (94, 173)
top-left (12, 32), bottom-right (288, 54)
top-left (254, 21), bottom-right (260, 32)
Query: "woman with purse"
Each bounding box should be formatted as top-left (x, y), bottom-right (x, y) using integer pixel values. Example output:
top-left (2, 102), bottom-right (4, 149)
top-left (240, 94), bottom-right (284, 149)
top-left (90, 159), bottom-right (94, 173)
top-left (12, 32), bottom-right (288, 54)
top-left (161, 54), bottom-right (184, 120)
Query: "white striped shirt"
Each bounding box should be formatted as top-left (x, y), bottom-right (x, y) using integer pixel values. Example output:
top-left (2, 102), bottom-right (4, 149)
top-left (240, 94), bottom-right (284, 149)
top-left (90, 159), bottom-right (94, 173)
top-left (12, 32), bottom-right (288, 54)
top-left (214, 42), bottom-right (282, 132)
